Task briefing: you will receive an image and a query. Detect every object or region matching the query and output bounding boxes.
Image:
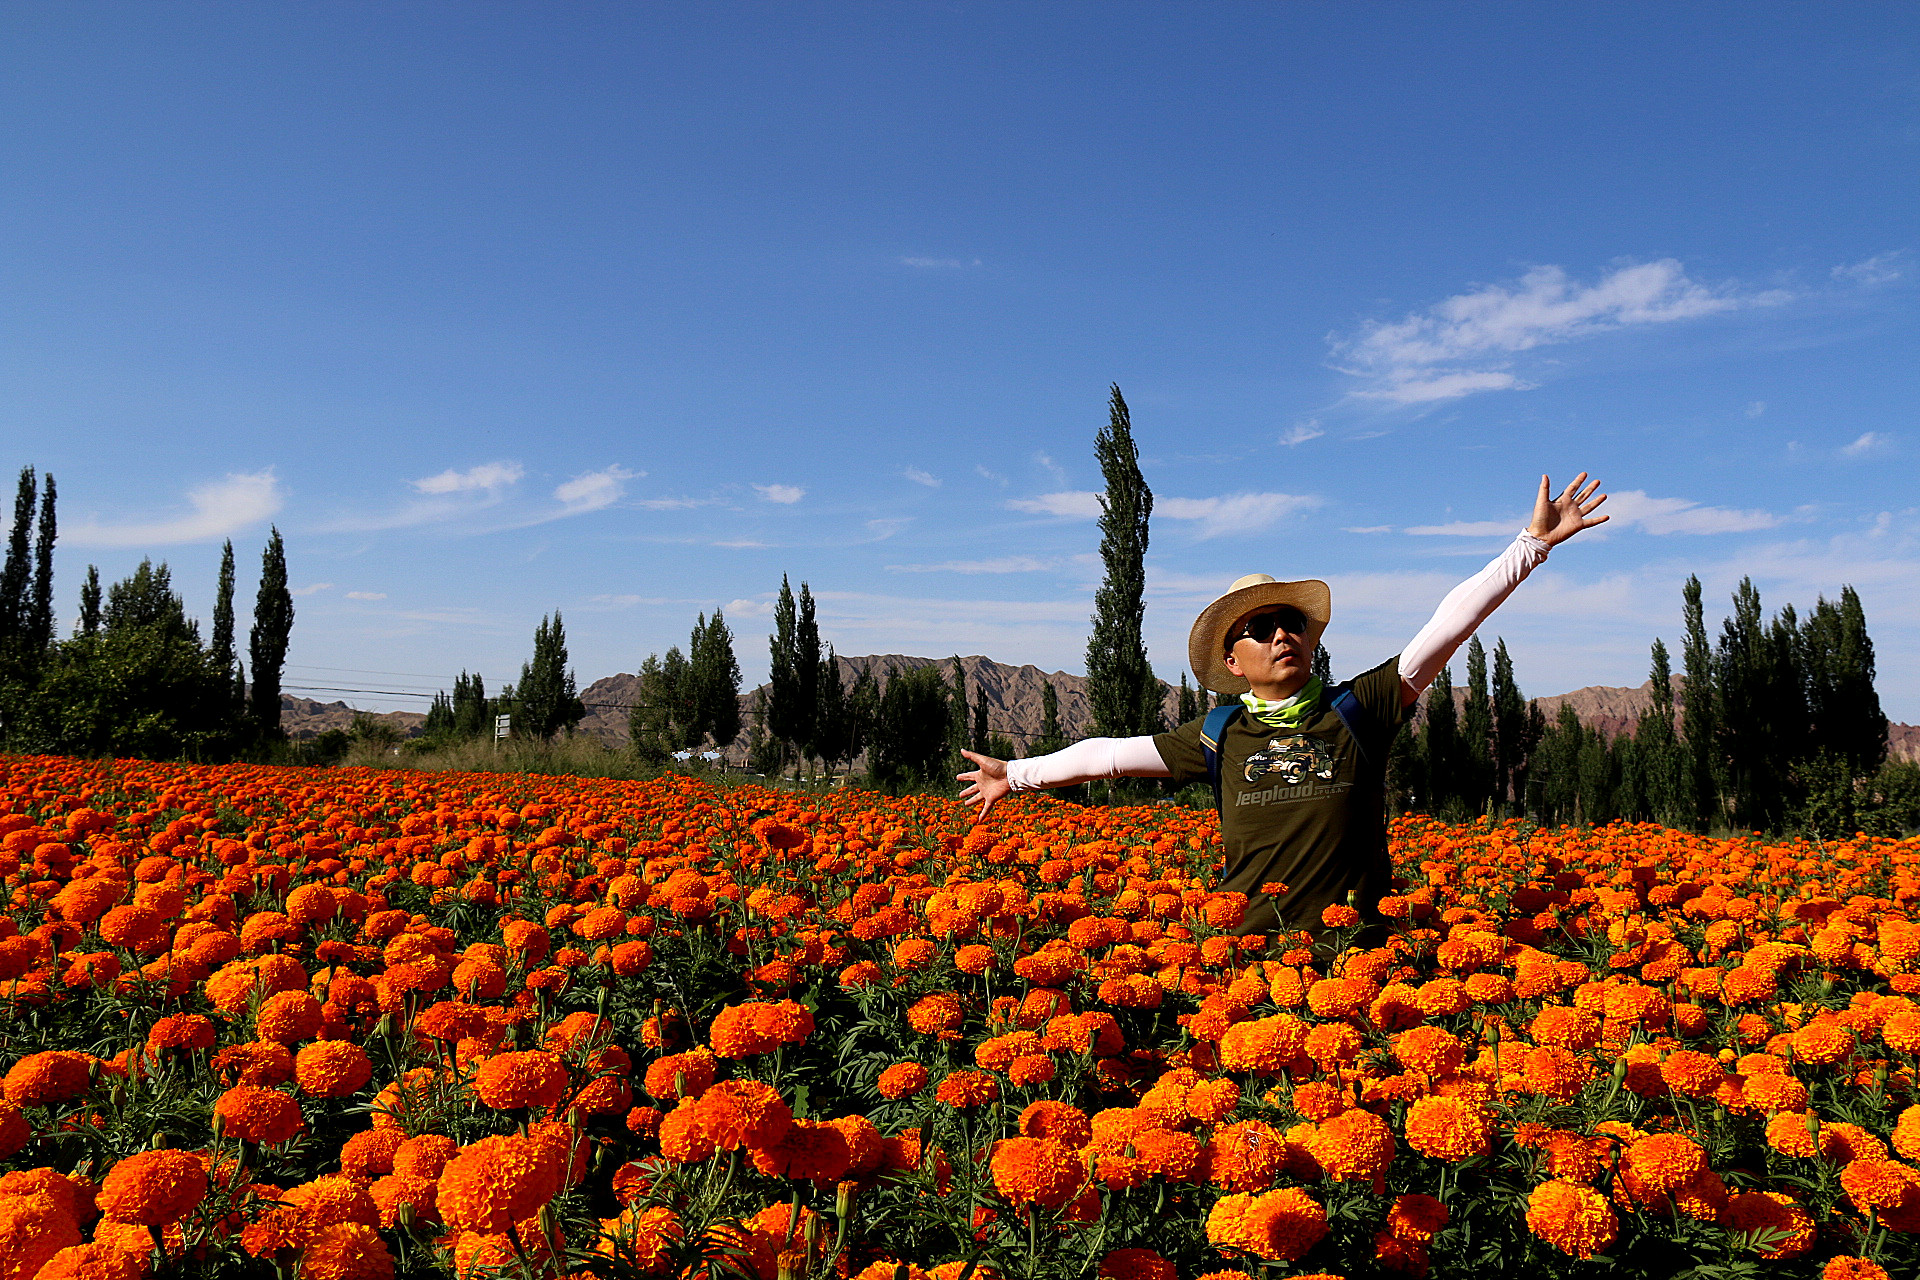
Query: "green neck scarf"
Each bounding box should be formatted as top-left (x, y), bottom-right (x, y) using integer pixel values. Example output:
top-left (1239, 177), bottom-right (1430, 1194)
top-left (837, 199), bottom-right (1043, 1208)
top-left (1241, 676), bottom-right (1324, 731)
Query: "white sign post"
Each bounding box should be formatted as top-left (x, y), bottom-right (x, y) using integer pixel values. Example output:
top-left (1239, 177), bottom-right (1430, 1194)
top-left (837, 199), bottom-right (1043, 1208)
top-left (494, 714), bottom-right (511, 745)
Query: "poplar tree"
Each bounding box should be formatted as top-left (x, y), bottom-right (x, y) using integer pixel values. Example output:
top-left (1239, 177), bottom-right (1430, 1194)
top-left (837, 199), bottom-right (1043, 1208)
top-left (1680, 575), bottom-right (1718, 830)
top-left (452, 672), bottom-right (489, 737)
top-left (1086, 385), bottom-right (1159, 738)
top-left (78, 567), bottom-right (102, 637)
top-left (210, 540), bottom-right (237, 680)
top-left (1491, 638), bottom-right (1528, 810)
top-left (1177, 674), bottom-right (1200, 726)
top-left (1716, 577), bottom-right (1800, 830)
top-left (766, 577), bottom-right (820, 764)
top-left (1032, 680), bottom-right (1067, 757)
top-left (0, 469), bottom-right (35, 650)
top-left (947, 656), bottom-right (969, 766)
top-left (248, 528), bottom-right (293, 746)
top-left (1423, 666), bottom-right (1458, 815)
top-left (1637, 637), bottom-right (1686, 827)
top-left (26, 474), bottom-right (54, 654)
top-left (972, 684), bottom-right (990, 755)
top-left (1462, 636), bottom-right (1494, 814)
top-left (514, 611), bottom-right (585, 740)
top-left (814, 647), bottom-right (851, 772)
top-left (1312, 643), bottom-right (1332, 688)
top-left (690, 609), bottom-right (742, 748)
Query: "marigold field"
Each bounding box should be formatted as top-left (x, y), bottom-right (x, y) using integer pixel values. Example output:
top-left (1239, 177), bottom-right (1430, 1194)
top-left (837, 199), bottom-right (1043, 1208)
top-left (0, 756), bottom-right (1918, 1280)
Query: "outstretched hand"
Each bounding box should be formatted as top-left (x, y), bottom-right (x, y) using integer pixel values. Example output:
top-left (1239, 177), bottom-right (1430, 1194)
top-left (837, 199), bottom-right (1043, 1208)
top-left (1528, 472), bottom-right (1609, 547)
top-left (957, 750), bottom-right (1010, 822)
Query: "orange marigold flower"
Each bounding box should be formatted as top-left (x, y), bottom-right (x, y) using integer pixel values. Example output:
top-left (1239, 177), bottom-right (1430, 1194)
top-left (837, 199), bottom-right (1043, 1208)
top-left (97, 1149), bottom-right (208, 1226)
top-left (989, 1137), bottom-right (1084, 1208)
top-left (1839, 1158), bottom-right (1920, 1214)
top-left (643, 1049), bottom-right (717, 1102)
top-left (393, 1133), bottom-right (460, 1180)
top-left (877, 1062), bottom-right (929, 1100)
top-left (1525, 1180), bottom-right (1618, 1258)
top-left (1722, 1191), bottom-right (1815, 1259)
top-left (0, 1189), bottom-right (81, 1279)
top-left (906, 993), bottom-right (966, 1041)
top-left (1625, 1134), bottom-right (1708, 1192)
top-left (748, 1118), bottom-right (853, 1184)
top-left (1018, 1100), bottom-right (1092, 1148)
top-left (1392, 1026), bottom-right (1465, 1077)
top-left (294, 1041), bottom-right (373, 1099)
top-left (694, 1079), bottom-right (793, 1150)
top-left (1824, 1259), bottom-right (1891, 1280)
top-left (1404, 1095), bottom-right (1489, 1162)
top-left (471, 1050), bottom-right (568, 1111)
top-left (36, 1242), bottom-right (143, 1280)
top-left (213, 1084), bottom-right (303, 1146)
top-left (1204, 1188), bottom-right (1327, 1262)
top-left (935, 1070), bottom-right (999, 1109)
top-left (1791, 1018), bottom-right (1856, 1066)
top-left (1307, 1108), bottom-right (1395, 1183)
top-left (1098, 1248), bottom-right (1175, 1280)
top-left (1186, 1077), bottom-right (1239, 1124)
top-left (254, 991), bottom-right (325, 1045)
top-left (300, 1222), bottom-right (392, 1280)
top-left (1202, 1121), bottom-right (1287, 1192)
top-left (1386, 1193), bottom-right (1448, 1243)
top-left (435, 1134), bottom-right (565, 1234)
top-left (597, 1204), bottom-right (682, 1275)
top-left (3, 1051), bottom-right (93, 1108)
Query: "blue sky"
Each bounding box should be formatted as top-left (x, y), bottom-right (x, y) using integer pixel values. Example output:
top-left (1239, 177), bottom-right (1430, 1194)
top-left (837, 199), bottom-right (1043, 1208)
top-left (5, 3), bottom-right (1919, 719)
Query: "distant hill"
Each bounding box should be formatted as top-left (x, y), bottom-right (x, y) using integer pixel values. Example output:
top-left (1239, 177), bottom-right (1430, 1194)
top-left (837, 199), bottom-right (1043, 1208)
top-left (293, 658), bottom-right (1918, 766)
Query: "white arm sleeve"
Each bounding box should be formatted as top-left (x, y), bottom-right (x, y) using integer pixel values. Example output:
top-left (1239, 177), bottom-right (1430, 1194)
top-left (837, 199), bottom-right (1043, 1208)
top-left (1005, 736), bottom-right (1173, 790)
top-left (1400, 531), bottom-right (1550, 698)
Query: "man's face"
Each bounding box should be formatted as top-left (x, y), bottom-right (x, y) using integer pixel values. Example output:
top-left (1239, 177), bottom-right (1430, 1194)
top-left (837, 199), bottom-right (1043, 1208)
top-left (1223, 606), bottom-right (1310, 691)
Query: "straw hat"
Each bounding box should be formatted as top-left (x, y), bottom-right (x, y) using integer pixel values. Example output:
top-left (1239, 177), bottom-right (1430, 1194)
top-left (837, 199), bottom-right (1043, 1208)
top-left (1187, 574), bottom-right (1331, 695)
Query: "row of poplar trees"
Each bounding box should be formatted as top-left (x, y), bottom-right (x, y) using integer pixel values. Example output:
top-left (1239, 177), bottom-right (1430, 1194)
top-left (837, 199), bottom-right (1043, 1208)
top-left (420, 611), bottom-right (589, 747)
top-left (0, 466), bottom-right (296, 760)
top-left (1390, 576), bottom-right (1912, 836)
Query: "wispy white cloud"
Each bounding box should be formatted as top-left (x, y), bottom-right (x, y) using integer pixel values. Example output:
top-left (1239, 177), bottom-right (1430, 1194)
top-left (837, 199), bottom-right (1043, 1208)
top-left (1034, 452), bottom-right (1066, 483)
top-left (713, 538), bottom-right (770, 549)
top-left (636, 496), bottom-right (718, 511)
top-left (1007, 491), bottom-right (1103, 518)
top-left (1745, 401), bottom-right (1766, 418)
top-left (887, 556), bottom-right (1057, 574)
top-left (1156, 492), bottom-right (1323, 539)
top-left (1280, 421), bottom-right (1324, 447)
top-left (900, 256), bottom-right (981, 269)
top-left (1833, 252), bottom-right (1907, 288)
top-left (904, 466), bottom-right (941, 488)
top-left (1603, 490), bottom-right (1780, 535)
top-left (411, 462), bottom-right (523, 495)
top-left (1333, 260), bottom-right (1784, 405)
top-left (975, 466), bottom-right (1008, 487)
top-left (291, 582), bottom-right (334, 597)
top-left (554, 465), bottom-right (635, 513)
top-left (1403, 519), bottom-right (1521, 537)
top-left (345, 591), bottom-right (388, 600)
top-left (1404, 492), bottom-right (1779, 537)
top-left (68, 470), bottom-right (284, 547)
top-left (1343, 525), bottom-right (1393, 534)
top-left (753, 483), bottom-right (805, 504)
top-left (1841, 432), bottom-right (1892, 458)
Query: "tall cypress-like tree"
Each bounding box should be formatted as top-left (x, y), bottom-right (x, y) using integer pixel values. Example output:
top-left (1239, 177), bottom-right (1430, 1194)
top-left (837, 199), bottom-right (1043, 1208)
top-left (767, 577), bottom-right (800, 759)
top-left (1802, 587), bottom-right (1887, 777)
top-left (210, 540), bottom-right (237, 680)
top-left (514, 611), bottom-right (585, 740)
top-left (1491, 638), bottom-right (1528, 811)
top-left (1638, 637), bottom-right (1686, 826)
top-left (1424, 666), bottom-right (1458, 815)
top-left (452, 672), bottom-right (489, 737)
top-left (1085, 384), bottom-right (1158, 738)
top-left (1177, 673), bottom-right (1200, 726)
top-left (691, 609), bottom-right (742, 749)
top-left (814, 647), bottom-right (850, 771)
top-left (1461, 636), bottom-right (1494, 815)
top-left (248, 527), bottom-right (294, 746)
top-left (1680, 575), bottom-right (1718, 830)
top-left (796, 585), bottom-right (822, 757)
top-left (78, 567), bottom-right (102, 637)
top-left (0, 468), bottom-right (35, 647)
top-left (1311, 643), bottom-right (1332, 688)
top-left (946, 656), bottom-right (969, 764)
top-left (1032, 680), bottom-right (1066, 757)
top-left (972, 684), bottom-right (990, 755)
top-left (26, 474), bottom-right (54, 653)
top-left (1716, 577), bottom-right (1799, 831)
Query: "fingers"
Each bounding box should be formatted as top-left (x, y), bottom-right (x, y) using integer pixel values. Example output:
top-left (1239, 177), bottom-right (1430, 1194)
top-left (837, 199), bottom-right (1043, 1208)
top-left (1560, 471), bottom-right (1588, 501)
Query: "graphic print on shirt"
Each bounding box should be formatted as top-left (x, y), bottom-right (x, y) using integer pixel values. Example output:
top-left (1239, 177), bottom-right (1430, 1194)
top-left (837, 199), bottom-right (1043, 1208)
top-left (1237, 733), bottom-right (1350, 807)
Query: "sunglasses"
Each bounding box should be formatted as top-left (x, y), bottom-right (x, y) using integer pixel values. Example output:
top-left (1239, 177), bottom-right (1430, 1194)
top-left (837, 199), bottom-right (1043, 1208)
top-left (1229, 606), bottom-right (1310, 648)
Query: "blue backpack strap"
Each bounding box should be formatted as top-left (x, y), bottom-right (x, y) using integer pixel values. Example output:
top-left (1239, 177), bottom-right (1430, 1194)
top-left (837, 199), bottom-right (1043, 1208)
top-left (1327, 684), bottom-right (1375, 767)
top-left (1200, 704), bottom-right (1241, 810)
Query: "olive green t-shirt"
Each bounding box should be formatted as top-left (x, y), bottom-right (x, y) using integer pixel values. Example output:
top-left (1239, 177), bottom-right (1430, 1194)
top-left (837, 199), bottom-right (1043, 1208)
top-left (1154, 656), bottom-right (1408, 938)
